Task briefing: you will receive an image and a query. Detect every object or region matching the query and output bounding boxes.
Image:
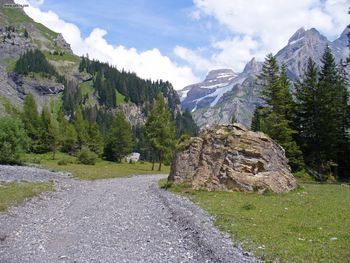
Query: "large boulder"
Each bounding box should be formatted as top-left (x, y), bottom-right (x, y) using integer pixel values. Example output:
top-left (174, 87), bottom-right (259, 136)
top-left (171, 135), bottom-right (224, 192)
top-left (169, 124), bottom-right (298, 193)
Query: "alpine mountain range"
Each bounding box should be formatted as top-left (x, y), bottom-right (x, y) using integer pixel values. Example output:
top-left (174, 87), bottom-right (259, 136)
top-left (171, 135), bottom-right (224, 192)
top-left (179, 27), bottom-right (350, 129)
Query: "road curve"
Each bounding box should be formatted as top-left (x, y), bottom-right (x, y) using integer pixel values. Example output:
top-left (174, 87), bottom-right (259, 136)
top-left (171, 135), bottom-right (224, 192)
top-left (0, 168), bottom-right (258, 263)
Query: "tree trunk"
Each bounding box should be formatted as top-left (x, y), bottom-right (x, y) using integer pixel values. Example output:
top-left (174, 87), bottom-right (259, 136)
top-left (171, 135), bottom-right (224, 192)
top-left (158, 151), bottom-right (163, 171)
top-left (152, 160), bottom-right (155, 171)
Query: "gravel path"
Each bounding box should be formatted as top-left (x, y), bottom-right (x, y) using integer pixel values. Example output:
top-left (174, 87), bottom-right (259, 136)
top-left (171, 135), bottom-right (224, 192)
top-left (0, 166), bottom-right (258, 263)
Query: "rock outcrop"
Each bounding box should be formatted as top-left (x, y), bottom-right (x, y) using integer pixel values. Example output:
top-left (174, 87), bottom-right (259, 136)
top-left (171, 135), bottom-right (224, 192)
top-left (169, 124), bottom-right (298, 193)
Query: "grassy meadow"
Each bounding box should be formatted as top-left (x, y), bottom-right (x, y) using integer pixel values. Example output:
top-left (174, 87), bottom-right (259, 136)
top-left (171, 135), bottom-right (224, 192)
top-left (160, 180), bottom-right (350, 262)
top-left (24, 152), bottom-right (170, 180)
top-left (0, 181), bottom-right (53, 212)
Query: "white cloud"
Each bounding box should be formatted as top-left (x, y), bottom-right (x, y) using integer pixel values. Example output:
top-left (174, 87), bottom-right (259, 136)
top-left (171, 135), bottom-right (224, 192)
top-left (14, 0), bottom-right (199, 90)
top-left (178, 0), bottom-right (349, 73)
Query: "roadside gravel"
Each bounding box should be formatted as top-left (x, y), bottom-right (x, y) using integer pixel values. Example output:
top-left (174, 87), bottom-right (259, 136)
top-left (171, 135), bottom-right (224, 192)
top-left (0, 165), bottom-right (71, 182)
top-left (0, 166), bottom-right (258, 262)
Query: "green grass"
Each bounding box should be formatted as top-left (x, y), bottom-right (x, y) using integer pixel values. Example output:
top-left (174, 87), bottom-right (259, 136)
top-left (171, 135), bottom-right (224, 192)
top-left (44, 51), bottom-right (80, 63)
top-left (25, 152), bottom-right (170, 180)
top-left (3, 58), bottom-right (16, 72)
top-left (1, 7), bottom-right (32, 24)
top-left (0, 181), bottom-right (54, 212)
top-left (116, 90), bottom-right (125, 105)
top-left (165, 181), bottom-right (350, 262)
top-left (80, 80), bottom-right (94, 97)
top-left (1, 7), bottom-right (57, 40)
top-left (34, 22), bottom-right (57, 40)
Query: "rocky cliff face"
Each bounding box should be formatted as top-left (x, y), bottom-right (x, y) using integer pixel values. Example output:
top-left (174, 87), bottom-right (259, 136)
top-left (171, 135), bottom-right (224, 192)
top-left (0, 65), bottom-right (64, 112)
top-left (275, 27), bottom-right (348, 80)
top-left (169, 124), bottom-right (298, 193)
top-left (180, 69), bottom-right (238, 112)
top-left (181, 27), bottom-right (349, 129)
top-left (185, 58), bottom-right (263, 128)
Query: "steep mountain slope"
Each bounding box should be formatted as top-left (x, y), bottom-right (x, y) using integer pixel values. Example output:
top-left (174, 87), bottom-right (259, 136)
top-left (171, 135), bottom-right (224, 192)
top-left (0, 3), bottom-right (77, 113)
top-left (180, 69), bottom-right (238, 111)
top-left (181, 27), bottom-right (349, 129)
top-left (0, 2), bottom-right (186, 130)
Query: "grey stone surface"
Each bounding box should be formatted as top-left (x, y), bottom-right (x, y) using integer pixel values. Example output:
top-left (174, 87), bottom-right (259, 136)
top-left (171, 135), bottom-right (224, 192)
top-left (0, 166), bottom-right (259, 262)
top-left (0, 165), bottom-right (71, 183)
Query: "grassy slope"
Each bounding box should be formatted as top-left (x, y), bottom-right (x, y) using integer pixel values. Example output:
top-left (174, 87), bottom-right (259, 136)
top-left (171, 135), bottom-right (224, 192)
top-left (25, 152), bottom-right (170, 180)
top-left (162, 181), bottom-right (350, 262)
top-left (1, 7), bottom-right (80, 67)
top-left (116, 90), bottom-right (125, 105)
top-left (1, 8), bottom-right (57, 40)
top-left (44, 51), bottom-right (80, 63)
top-left (0, 181), bottom-right (53, 212)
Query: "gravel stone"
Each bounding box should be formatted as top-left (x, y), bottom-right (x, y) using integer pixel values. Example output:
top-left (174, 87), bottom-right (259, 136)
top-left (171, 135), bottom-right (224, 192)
top-left (0, 165), bottom-right (71, 183)
top-left (0, 165), bottom-right (259, 262)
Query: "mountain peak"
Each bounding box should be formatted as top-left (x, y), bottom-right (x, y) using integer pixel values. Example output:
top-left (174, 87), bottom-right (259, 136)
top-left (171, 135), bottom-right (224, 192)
top-left (288, 27), bottom-right (306, 44)
top-left (243, 57), bottom-right (261, 74)
top-left (204, 69), bottom-right (236, 82)
top-left (288, 27), bottom-right (325, 45)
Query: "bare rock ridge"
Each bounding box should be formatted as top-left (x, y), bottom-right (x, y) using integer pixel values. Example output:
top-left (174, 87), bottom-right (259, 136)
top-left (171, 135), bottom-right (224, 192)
top-left (169, 123), bottom-right (298, 193)
top-left (181, 26), bottom-right (349, 129)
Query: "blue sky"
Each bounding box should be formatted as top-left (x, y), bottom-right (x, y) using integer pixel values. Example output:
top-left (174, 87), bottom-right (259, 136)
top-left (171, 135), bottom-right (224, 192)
top-left (17, 0), bottom-right (349, 89)
top-left (38, 0), bottom-right (225, 58)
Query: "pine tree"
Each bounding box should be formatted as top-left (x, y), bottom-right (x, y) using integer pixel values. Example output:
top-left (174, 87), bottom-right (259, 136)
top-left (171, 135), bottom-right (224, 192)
top-left (251, 107), bottom-right (262, 131)
top-left (104, 112), bottom-right (133, 162)
top-left (258, 54), bottom-right (280, 112)
top-left (231, 113), bottom-right (237, 124)
top-left (145, 95), bottom-right (176, 171)
top-left (24, 29), bottom-right (29, 38)
top-left (295, 58), bottom-right (320, 166)
top-left (295, 47), bottom-right (349, 178)
top-left (318, 47), bottom-right (349, 177)
top-left (175, 110), bottom-right (199, 137)
top-left (257, 54), bottom-right (304, 171)
top-left (38, 105), bottom-right (53, 153)
top-left (59, 115), bottom-right (78, 154)
top-left (74, 107), bottom-right (88, 149)
top-left (48, 116), bottom-right (60, 159)
top-left (21, 93), bottom-right (41, 152)
top-left (87, 122), bottom-right (103, 156)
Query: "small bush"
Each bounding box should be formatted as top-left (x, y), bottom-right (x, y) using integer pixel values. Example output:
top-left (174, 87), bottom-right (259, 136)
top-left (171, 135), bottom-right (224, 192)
top-left (77, 147), bottom-right (97, 165)
top-left (26, 156), bottom-right (41, 164)
top-left (241, 202), bottom-right (256, 210)
top-left (176, 134), bottom-right (191, 151)
top-left (159, 179), bottom-right (173, 189)
top-left (57, 159), bottom-right (68, 166)
top-left (0, 117), bottom-right (28, 165)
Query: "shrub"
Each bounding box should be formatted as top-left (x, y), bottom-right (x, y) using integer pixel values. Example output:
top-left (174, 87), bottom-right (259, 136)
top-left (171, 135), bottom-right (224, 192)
top-left (0, 117), bottom-right (28, 165)
top-left (57, 159), bottom-right (68, 166)
top-left (77, 147), bottom-right (97, 165)
top-left (241, 202), bottom-right (256, 210)
top-left (175, 134), bottom-right (191, 151)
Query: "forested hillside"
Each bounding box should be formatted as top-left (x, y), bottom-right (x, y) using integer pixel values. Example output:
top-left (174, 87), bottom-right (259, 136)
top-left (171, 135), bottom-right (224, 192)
top-left (0, 4), bottom-right (198, 168)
